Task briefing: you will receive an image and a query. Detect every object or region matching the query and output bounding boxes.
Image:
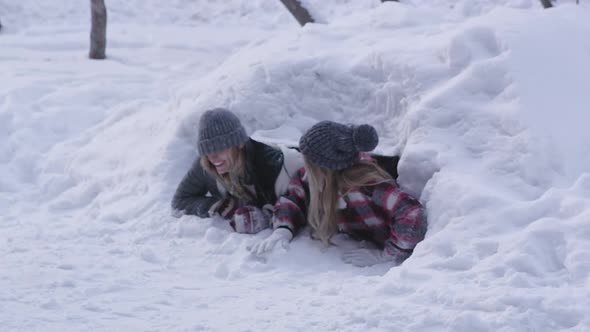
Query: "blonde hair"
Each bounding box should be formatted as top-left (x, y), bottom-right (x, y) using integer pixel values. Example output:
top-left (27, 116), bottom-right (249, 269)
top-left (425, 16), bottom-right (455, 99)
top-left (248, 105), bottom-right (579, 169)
top-left (304, 156), bottom-right (393, 245)
top-left (201, 146), bottom-right (254, 201)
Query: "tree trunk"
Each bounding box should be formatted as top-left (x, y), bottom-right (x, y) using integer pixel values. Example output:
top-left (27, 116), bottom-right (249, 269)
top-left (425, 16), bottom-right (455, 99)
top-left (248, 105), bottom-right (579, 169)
top-left (279, 0), bottom-right (314, 27)
top-left (539, 0), bottom-right (553, 8)
top-left (89, 0), bottom-right (107, 59)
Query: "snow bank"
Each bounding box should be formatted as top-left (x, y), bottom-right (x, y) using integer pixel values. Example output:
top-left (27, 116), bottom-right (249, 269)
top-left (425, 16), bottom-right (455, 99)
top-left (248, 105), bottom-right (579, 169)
top-left (169, 3), bottom-right (590, 329)
top-left (2, 0), bottom-right (590, 331)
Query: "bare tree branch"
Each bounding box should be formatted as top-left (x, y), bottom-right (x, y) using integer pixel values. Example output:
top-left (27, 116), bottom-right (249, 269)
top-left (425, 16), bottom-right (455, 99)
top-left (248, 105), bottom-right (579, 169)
top-left (89, 0), bottom-right (107, 59)
top-left (279, 0), bottom-right (314, 27)
top-left (539, 0), bottom-right (553, 9)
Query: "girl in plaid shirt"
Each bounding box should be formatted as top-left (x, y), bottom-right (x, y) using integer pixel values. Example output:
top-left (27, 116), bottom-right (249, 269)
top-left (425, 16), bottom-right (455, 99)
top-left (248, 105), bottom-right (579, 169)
top-left (251, 121), bottom-right (427, 267)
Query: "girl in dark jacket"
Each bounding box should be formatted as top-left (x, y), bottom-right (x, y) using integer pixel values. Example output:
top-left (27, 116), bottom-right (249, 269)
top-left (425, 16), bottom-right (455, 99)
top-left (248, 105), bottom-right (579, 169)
top-left (172, 108), bottom-right (302, 234)
top-left (251, 121), bottom-right (427, 266)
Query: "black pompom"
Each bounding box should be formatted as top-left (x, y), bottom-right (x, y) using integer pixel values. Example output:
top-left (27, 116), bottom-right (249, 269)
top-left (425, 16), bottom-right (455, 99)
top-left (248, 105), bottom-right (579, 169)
top-left (352, 124), bottom-right (378, 152)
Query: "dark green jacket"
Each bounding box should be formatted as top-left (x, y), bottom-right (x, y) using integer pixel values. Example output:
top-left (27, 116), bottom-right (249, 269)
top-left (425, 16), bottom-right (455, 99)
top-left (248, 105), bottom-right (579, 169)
top-left (171, 139), bottom-right (284, 217)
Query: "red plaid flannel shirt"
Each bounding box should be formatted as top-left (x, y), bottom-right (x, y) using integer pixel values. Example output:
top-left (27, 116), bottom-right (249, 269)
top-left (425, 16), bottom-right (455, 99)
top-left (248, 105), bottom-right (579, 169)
top-left (272, 166), bottom-right (427, 263)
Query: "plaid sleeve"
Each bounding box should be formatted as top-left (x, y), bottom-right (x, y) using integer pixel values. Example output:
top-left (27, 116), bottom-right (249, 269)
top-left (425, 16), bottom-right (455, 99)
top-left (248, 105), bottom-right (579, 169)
top-left (379, 184), bottom-right (427, 263)
top-left (272, 167), bottom-right (309, 235)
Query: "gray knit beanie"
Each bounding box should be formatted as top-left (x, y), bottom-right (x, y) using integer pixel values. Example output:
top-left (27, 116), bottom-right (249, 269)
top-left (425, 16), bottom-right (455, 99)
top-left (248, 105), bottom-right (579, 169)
top-left (198, 108), bottom-right (249, 156)
top-left (299, 120), bottom-right (379, 170)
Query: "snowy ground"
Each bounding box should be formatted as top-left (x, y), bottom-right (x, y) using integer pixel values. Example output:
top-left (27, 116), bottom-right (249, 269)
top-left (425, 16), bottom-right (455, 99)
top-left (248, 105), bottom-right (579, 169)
top-left (1, 1), bottom-right (590, 331)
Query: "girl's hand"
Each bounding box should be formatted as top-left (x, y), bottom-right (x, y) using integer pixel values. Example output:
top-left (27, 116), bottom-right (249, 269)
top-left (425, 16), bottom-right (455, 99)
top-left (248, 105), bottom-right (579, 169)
top-left (248, 228), bottom-right (293, 255)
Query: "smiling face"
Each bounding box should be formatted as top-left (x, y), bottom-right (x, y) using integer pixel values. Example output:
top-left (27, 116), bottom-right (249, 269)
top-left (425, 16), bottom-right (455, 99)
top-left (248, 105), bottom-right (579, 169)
top-left (201, 144), bottom-right (249, 200)
top-left (206, 147), bottom-right (234, 175)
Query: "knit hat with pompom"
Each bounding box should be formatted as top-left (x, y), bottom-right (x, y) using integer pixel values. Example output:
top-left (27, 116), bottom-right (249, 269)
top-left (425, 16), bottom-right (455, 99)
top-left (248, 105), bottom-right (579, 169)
top-left (299, 120), bottom-right (378, 170)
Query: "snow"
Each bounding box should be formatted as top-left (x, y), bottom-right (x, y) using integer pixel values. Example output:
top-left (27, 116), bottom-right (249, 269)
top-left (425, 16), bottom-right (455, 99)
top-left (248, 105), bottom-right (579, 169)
top-left (2, 0), bottom-right (590, 331)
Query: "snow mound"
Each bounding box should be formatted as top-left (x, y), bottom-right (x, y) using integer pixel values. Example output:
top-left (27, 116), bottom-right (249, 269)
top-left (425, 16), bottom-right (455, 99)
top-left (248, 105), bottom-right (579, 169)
top-left (2, 1), bottom-right (590, 331)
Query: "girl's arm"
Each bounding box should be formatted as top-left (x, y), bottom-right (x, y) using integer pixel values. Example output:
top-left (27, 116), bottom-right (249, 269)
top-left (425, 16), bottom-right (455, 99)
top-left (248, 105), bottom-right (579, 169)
top-left (171, 158), bottom-right (218, 217)
top-left (382, 185), bottom-right (428, 264)
top-left (271, 167), bottom-right (309, 236)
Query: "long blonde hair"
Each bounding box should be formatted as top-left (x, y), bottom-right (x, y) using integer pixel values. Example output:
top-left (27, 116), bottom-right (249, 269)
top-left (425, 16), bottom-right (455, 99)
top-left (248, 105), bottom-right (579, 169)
top-left (201, 146), bottom-right (253, 201)
top-left (305, 156), bottom-right (393, 245)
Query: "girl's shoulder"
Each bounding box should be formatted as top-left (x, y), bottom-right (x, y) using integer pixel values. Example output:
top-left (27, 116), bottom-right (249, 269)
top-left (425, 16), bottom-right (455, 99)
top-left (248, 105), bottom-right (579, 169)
top-left (272, 146), bottom-right (305, 196)
top-left (250, 140), bottom-right (284, 167)
top-left (355, 180), bottom-right (399, 199)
